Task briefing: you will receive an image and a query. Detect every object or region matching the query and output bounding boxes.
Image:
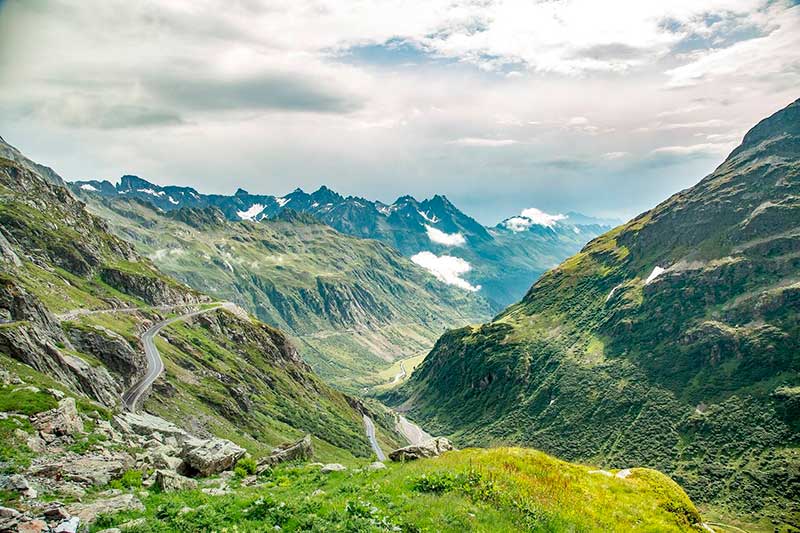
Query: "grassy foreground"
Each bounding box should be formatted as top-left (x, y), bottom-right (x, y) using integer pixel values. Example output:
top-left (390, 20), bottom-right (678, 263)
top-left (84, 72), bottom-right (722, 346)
top-left (90, 448), bottom-right (703, 532)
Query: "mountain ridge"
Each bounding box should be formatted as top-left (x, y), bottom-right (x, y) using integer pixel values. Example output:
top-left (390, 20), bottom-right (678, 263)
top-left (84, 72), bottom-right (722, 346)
top-left (390, 98), bottom-right (800, 528)
top-left (71, 178), bottom-right (613, 307)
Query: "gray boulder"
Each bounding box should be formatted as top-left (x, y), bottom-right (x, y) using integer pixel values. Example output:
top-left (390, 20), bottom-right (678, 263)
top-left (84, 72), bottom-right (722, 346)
top-left (320, 463), bottom-right (346, 474)
top-left (389, 437), bottom-right (454, 462)
top-left (181, 438), bottom-right (245, 477)
top-left (53, 516), bottom-right (80, 533)
top-left (67, 494), bottom-right (144, 525)
top-left (155, 469), bottom-right (197, 492)
top-left (7, 474), bottom-right (37, 499)
top-left (28, 450), bottom-right (132, 487)
top-left (257, 434), bottom-right (313, 473)
top-left (31, 397), bottom-right (83, 438)
top-left (113, 412), bottom-right (189, 443)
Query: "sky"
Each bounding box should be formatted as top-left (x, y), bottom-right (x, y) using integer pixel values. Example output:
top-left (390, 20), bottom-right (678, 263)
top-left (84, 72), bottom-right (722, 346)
top-left (0, 0), bottom-right (798, 225)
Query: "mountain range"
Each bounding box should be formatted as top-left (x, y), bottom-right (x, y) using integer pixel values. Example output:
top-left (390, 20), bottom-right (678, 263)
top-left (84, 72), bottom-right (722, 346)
top-left (389, 98), bottom-right (800, 528)
top-left (64, 193), bottom-right (492, 391)
top-left (71, 177), bottom-right (614, 308)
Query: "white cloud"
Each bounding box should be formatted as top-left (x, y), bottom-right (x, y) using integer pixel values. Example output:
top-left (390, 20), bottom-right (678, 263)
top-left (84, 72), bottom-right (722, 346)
top-left (665, 3), bottom-right (800, 88)
top-left (602, 151), bottom-right (629, 160)
top-left (411, 251), bottom-right (480, 292)
top-left (425, 225), bottom-right (466, 246)
top-left (502, 208), bottom-right (567, 231)
top-left (520, 207), bottom-right (567, 228)
top-left (650, 143), bottom-right (734, 156)
top-left (448, 138), bottom-right (519, 147)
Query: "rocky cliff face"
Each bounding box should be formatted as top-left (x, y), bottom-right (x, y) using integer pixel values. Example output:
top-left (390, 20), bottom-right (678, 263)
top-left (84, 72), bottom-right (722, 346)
top-left (394, 98), bottom-right (800, 526)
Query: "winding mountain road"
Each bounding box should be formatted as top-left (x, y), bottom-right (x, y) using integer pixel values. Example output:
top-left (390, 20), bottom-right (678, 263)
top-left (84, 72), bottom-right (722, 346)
top-left (396, 414), bottom-right (432, 445)
top-left (122, 304), bottom-right (228, 412)
top-left (362, 414), bottom-right (386, 461)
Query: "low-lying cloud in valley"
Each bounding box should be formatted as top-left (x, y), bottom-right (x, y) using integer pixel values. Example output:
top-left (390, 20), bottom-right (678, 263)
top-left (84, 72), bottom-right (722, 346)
top-left (411, 251), bottom-right (480, 292)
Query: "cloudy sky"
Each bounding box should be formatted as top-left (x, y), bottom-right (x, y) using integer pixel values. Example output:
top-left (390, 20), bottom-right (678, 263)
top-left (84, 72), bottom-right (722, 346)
top-left (1, 0), bottom-right (798, 223)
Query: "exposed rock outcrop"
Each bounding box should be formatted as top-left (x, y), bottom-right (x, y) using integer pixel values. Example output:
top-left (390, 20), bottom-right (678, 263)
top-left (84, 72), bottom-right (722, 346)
top-left (155, 469), bottom-right (197, 492)
top-left (67, 495), bottom-right (144, 526)
top-left (257, 434), bottom-right (313, 472)
top-left (389, 438), bottom-right (454, 462)
top-left (30, 398), bottom-right (83, 439)
top-left (64, 325), bottom-right (145, 386)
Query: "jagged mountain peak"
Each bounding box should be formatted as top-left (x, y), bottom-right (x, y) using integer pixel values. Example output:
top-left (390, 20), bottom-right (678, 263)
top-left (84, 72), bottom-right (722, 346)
top-left (118, 174), bottom-right (157, 190)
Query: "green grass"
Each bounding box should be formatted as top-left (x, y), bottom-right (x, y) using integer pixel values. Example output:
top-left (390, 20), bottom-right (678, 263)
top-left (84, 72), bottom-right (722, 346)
top-left (87, 447), bottom-right (703, 532)
top-left (0, 416), bottom-right (35, 474)
top-left (0, 384), bottom-right (57, 415)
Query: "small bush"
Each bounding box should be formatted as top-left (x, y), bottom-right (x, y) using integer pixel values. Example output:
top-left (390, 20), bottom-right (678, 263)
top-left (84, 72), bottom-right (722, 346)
top-left (236, 456), bottom-right (257, 475)
top-left (411, 471), bottom-right (458, 494)
top-left (110, 469), bottom-right (143, 490)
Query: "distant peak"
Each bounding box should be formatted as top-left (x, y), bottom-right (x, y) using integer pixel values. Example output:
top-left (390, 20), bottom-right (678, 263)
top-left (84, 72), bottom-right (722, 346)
top-left (118, 175), bottom-right (156, 191)
top-left (235, 187), bottom-right (249, 196)
top-left (310, 185), bottom-right (342, 202)
top-left (394, 194), bottom-right (418, 204)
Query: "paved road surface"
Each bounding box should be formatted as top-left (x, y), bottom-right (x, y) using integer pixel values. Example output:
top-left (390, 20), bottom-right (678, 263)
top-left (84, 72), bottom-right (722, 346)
top-left (396, 414), bottom-right (432, 446)
top-left (391, 361), bottom-right (408, 385)
top-left (363, 414), bottom-right (386, 461)
top-left (122, 304), bottom-right (227, 412)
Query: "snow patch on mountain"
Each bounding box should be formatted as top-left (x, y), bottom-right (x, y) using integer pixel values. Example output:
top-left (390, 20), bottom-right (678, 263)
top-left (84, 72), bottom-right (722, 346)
top-left (276, 197), bottom-right (290, 207)
top-left (80, 183), bottom-right (97, 191)
top-left (237, 203), bottom-right (265, 220)
top-left (411, 251), bottom-right (480, 292)
top-left (645, 266), bottom-right (666, 285)
top-left (418, 210), bottom-right (440, 224)
top-left (137, 188), bottom-right (166, 197)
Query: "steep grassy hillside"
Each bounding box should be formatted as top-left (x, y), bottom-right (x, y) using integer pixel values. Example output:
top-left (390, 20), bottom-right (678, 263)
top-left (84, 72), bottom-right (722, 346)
top-left (68, 196), bottom-right (492, 391)
top-left (392, 99), bottom-right (800, 528)
top-left (0, 145), bottom-right (400, 461)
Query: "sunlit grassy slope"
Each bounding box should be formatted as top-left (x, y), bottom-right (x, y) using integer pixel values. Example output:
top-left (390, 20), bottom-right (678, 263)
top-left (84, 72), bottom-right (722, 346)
top-left (88, 447), bottom-right (704, 532)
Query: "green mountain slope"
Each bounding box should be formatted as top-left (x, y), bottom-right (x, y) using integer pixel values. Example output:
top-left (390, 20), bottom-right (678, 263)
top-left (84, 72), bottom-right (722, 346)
top-left (0, 146), bottom-right (400, 461)
top-left (70, 195), bottom-right (492, 391)
top-left (392, 99), bottom-right (800, 528)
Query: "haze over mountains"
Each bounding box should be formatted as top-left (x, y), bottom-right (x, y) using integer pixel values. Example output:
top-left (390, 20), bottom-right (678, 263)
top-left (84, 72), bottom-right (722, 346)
top-left (72, 176), bottom-right (614, 307)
